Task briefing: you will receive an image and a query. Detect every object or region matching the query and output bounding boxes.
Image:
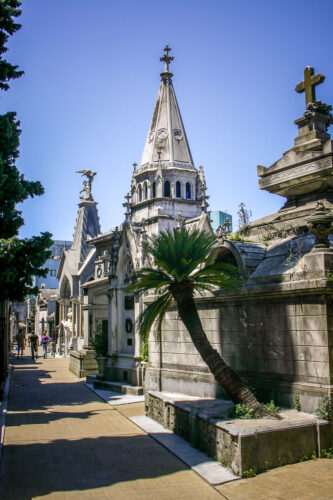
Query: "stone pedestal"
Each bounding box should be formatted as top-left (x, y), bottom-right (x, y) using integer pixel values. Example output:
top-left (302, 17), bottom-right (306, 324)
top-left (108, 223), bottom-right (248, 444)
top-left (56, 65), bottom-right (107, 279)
top-left (69, 348), bottom-right (98, 378)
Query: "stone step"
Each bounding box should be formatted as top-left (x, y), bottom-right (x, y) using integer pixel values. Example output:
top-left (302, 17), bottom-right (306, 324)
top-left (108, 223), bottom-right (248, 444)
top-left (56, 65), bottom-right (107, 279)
top-left (86, 375), bottom-right (143, 395)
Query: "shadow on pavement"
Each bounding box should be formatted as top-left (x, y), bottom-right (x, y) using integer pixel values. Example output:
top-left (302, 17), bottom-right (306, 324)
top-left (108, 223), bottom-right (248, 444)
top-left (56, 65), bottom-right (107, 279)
top-left (5, 408), bottom-right (102, 426)
top-left (0, 434), bottom-right (189, 499)
top-left (7, 362), bottom-right (102, 412)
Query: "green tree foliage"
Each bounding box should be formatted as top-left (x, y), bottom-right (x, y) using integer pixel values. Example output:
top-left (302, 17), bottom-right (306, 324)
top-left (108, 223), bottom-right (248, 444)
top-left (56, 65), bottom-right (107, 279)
top-left (129, 227), bottom-right (273, 418)
top-left (0, 1), bottom-right (52, 301)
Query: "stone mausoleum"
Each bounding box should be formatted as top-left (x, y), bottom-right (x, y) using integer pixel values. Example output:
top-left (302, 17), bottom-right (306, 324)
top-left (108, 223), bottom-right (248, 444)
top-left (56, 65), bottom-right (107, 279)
top-left (144, 64), bottom-right (333, 413)
top-left (65, 48), bottom-right (333, 415)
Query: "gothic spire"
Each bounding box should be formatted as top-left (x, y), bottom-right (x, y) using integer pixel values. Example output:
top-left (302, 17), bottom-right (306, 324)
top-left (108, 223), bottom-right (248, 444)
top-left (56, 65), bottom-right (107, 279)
top-left (139, 46), bottom-right (195, 170)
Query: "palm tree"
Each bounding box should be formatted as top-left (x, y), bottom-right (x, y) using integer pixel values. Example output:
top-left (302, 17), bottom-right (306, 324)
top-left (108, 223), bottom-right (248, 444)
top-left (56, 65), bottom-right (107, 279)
top-left (129, 227), bottom-right (271, 418)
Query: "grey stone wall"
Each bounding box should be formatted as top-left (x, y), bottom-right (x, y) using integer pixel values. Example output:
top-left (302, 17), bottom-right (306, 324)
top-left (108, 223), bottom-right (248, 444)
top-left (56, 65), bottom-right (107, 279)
top-left (146, 292), bottom-right (333, 413)
top-left (146, 391), bottom-right (333, 476)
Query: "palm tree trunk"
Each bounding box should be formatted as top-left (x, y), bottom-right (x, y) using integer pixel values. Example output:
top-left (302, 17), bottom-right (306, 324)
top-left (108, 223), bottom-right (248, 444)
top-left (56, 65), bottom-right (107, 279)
top-left (175, 292), bottom-right (271, 418)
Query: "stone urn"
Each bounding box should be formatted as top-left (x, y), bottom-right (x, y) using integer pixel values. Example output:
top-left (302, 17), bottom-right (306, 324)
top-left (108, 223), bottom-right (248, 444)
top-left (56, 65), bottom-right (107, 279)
top-left (95, 356), bottom-right (107, 379)
top-left (307, 201), bottom-right (333, 252)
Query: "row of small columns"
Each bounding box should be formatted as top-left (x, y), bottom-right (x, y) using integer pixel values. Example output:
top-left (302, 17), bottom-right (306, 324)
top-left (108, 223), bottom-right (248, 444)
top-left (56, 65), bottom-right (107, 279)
top-left (134, 179), bottom-right (195, 204)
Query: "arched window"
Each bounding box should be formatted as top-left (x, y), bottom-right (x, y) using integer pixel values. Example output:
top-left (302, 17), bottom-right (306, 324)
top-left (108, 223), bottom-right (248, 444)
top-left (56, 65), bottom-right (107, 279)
top-left (152, 182), bottom-right (156, 198)
top-left (186, 182), bottom-right (191, 199)
top-left (138, 185), bottom-right (142, 202)
top-left (164, 180), bottom-right (171, 197)
top-left (60, 275), bottom-right (71, 299)
top-left (176, 181), bottom-right (181, 198)
top-left (144, 182), bottom-right (148, 200)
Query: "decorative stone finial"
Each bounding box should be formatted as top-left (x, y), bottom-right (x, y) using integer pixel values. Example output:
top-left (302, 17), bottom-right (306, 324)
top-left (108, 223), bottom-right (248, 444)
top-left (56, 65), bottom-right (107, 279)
top-left (295, 66), bottom-right (325, 109)
top-left (307, 201), bottom-right (333, 252)
top-left (76, 170), bottom-right (97, 201)
top-left (198, 183), bottom-right (210, 213)
top-left (123, 192), bottom-right (131, 221)
top-left (109, 227), bottom-right (121, 279)
top-left (160, 44), bottom-right (174, 80)
top-left (216, 225), bottom-right (226, 239)
top-left (132, 162), bottom-right (137, 171)
top-left (224, 217), bottom-right (232, 234)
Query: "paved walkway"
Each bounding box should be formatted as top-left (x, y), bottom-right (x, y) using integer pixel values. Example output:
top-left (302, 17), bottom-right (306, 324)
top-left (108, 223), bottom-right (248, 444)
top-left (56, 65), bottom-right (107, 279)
top-left (0, 353), bottom-right (220, 500)
top-left (1, 352), bottom-right (333, 499)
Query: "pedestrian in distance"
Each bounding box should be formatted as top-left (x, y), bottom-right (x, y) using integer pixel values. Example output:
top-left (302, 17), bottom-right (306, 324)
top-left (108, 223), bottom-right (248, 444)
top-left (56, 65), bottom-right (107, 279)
top-left (41, 332), bottom-right (52, 359)
top-left (16, 330), bottom-right (26, 359)
top-left (29, 332), bottom-right (39, 360)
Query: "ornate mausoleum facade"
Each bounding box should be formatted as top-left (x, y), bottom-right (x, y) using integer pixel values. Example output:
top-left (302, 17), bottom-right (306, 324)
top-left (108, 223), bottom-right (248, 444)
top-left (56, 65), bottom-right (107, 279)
top-left (65, 49), bottom-right (333, 414)
top-left (68, 46), bottom-right (213, 382)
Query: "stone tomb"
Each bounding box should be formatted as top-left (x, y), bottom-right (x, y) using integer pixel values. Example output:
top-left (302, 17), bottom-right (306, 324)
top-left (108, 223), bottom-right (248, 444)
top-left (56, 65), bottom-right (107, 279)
top-left (146, 391), bottom-right (332, 477)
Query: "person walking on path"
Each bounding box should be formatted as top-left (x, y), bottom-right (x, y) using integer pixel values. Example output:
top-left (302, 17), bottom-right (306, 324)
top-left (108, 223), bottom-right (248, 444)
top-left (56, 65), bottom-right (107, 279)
top-left (28, 332), bottom-right (39, 360)
top-left (15, 330), bottom-right (26, 359)
top-left (41, 332), bottom-right (52, 359)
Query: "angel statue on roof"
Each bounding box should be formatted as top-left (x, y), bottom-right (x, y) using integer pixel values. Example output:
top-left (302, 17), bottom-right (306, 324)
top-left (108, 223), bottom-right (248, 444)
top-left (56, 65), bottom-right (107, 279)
top-left (76, 169), bottom-right (97, 201)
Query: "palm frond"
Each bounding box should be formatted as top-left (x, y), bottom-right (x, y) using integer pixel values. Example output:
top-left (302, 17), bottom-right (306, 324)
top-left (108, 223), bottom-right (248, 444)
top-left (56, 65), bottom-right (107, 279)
top-left (146, 228), bottom-right (217, 281)
top-left (128, 268), bottom-right (172, 295)
top-left (136, 291), bottom-right (173, 340)
top-left (191, 262), bottom-right (242, 291)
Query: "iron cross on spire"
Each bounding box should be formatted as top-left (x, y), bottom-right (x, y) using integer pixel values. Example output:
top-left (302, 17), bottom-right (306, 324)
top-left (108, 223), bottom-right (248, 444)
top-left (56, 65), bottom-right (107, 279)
top-left (295, 66), bottom-right (325, 108)
top-left (160, 44), bottom-right (174, 73)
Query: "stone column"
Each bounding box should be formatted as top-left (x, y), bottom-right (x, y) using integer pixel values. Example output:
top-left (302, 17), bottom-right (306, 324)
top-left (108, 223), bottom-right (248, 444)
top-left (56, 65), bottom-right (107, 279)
top-left (106, 288), bottom-right (113, 355)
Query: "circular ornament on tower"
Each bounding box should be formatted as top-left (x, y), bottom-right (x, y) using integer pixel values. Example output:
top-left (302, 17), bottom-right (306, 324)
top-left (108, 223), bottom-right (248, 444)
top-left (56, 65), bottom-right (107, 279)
top-left (173, 129), bottom-right (183, 141)
top-left (157, 128), bottom-right (168, 141)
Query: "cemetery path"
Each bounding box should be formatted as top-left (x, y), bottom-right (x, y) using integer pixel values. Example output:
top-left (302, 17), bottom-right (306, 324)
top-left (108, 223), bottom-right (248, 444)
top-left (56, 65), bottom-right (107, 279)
top-left (0, 353), bottom-right (221, 500)
top-left (1, 353), bottom-right (333, 500)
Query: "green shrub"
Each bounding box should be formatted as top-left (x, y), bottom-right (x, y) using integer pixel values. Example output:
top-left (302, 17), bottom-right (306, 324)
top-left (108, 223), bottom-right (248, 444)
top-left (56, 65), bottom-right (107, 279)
top-left (227, 232), bottom-right (249, 243)
top-left (227, 404), bottom-right (254, 419)
top-left (321, 446), bottom-right (333, 458)
top-left (139, 337), bottom-right (149, 362)
top-left (294, 394), bottom-right (302, 412)
top-left (243, 467), bottom-right (256, 478)
top-left (91, 324), bottom-right (108, 356)
top-left (263, 400), bottom-right (280, 415)
top-left (315, 396), bottom-right (332, 422)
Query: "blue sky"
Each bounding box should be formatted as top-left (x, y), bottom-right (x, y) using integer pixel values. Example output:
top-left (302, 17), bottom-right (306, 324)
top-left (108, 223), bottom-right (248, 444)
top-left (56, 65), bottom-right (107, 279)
top-left (4, 0), bottom-right (333, 240)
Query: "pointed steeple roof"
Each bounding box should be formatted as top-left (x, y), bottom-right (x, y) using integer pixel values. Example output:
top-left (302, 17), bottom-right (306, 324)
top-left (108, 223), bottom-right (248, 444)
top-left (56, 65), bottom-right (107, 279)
top-left (71, 172), bottom-right (101, 265)
top-left (140, 46), bottom-right (195, 170)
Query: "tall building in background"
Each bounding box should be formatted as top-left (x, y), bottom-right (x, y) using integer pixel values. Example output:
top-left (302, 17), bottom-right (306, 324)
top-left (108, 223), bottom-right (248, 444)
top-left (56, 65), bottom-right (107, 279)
top-left (210, 210), bottom-right (233, 234)
top-left (35, 240), bottom-right (71, 289)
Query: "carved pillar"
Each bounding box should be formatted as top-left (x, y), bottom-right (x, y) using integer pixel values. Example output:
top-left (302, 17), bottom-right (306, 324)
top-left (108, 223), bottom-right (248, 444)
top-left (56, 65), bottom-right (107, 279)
top-left (106, 288), bottom-right (113, 356)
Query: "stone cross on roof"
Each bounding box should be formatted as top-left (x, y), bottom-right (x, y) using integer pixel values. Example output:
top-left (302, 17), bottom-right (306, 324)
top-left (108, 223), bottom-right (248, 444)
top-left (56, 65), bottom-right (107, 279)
top-left (160, 44), bottom-right (174, 75)
top-left (295, 66), bottom-right (325, 108)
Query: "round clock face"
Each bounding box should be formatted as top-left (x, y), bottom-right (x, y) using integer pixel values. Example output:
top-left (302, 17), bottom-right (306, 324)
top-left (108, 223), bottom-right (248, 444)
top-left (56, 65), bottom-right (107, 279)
top-left (173, 129), bottom-right (183, 141)
top-left (157, 128), bottom-right (168, 141)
